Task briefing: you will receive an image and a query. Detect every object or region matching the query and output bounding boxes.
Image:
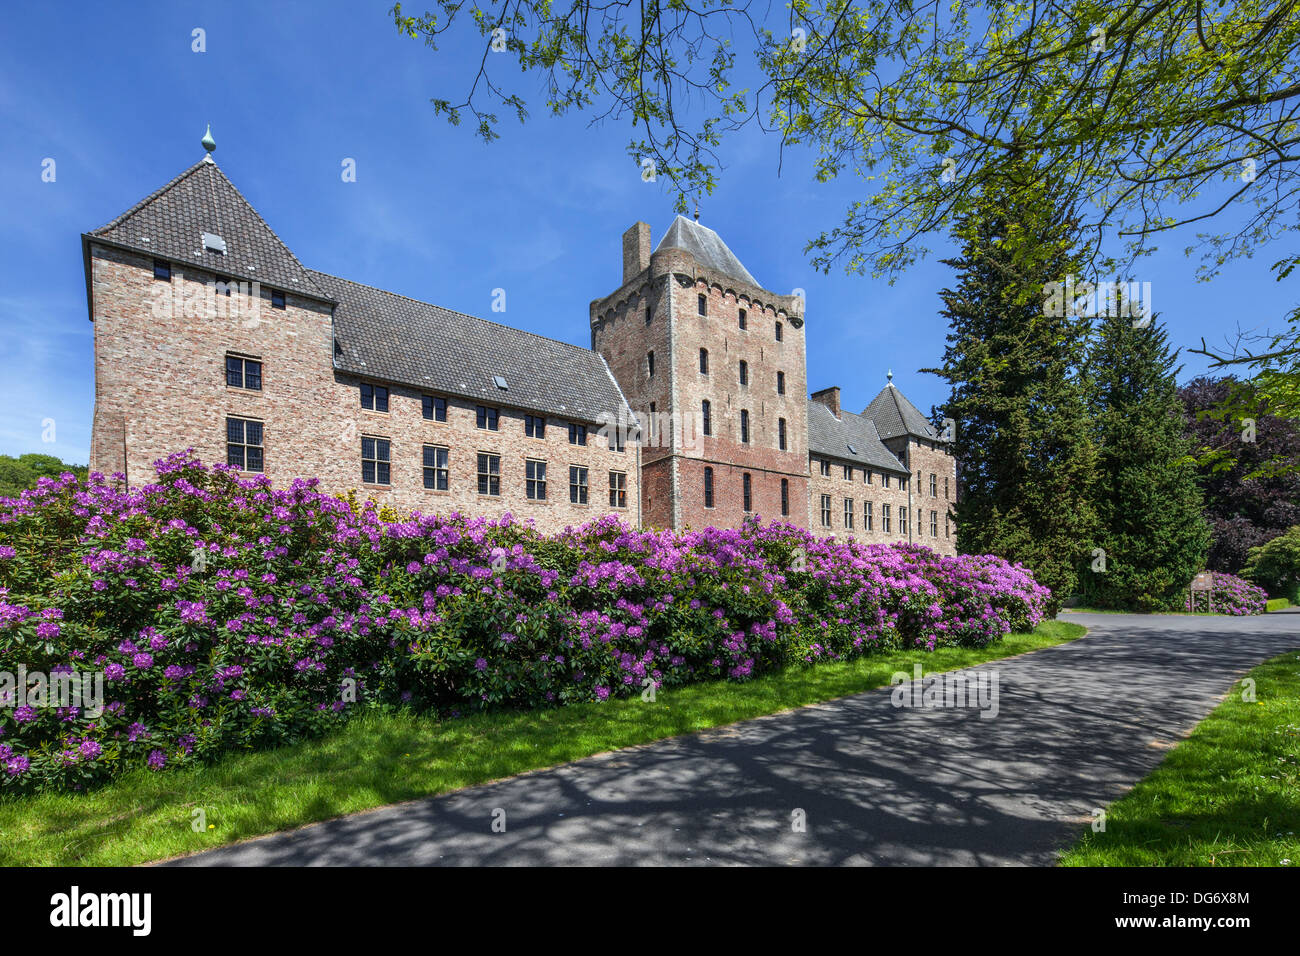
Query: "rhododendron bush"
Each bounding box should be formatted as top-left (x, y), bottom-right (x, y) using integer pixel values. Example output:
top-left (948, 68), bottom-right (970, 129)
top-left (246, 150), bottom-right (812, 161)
top-left (0, 454), bottom-right (1049, 794)
top-left (1183, 573), bottom-right (1268, 616)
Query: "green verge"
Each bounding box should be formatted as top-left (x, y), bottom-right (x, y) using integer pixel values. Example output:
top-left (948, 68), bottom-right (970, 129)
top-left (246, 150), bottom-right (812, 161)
top-left (1060, 648), bottom-right (1300, 867)
top-left (0, 620), bottom-right (1084, 867)
top-left (1266, 598), bottom-right (1293, 612)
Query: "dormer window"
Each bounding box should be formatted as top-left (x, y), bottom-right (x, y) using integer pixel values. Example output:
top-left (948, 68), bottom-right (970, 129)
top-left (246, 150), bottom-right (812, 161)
top-left (202, 232), bottom-right (227, 255)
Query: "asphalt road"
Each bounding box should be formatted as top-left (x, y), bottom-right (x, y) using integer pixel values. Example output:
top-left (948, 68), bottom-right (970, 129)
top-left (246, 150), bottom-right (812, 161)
top-left (166, 612), bottom-right (1299, 867)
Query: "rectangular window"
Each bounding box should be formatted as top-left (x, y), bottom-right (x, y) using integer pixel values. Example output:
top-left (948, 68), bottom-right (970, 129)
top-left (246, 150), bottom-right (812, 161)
top-left (699, 348), bottom-right (709, 374)
top-left (477, 453), bottom-right (501, 496)
top-left (843, 465), bottom-right (853, 481)
top-left (647, 351), bottom-right (655, 376)
top-left (270, 289), bottom-right (286, 310)
top-left (819, 459), bottom-right (830, 477)
top-left (739, 361), bottom-right (748, 386)
top-left (883, 473), bottom-right (891, 489)
top-left (778, 418), bottom-right (788, 451)
top-left (568, 422), bottom-right (587, 446)
top-left (526, 459), bottom-right (547, 500)
top-left (226, 417), bottom-right (263, 473)
top-left (930, 473), bottom-right (938, 497)
top-left (422, 445), bottom-right (449, 490)
top-left (225, 354), bottom-right (262, 391)
top-left (844, 498), bottom-right (854, 529)
top-left (569, 465), bottom-right (589, 504)
top-left (864, 501), bottom-right (873, 531)
top-left (777, 370), bottom-right (785, 395)
top-left (945, 476), bottom-right (950, 500)
top-left (930, 511), bottom-right (939, 537)
top-left (900, 508), bottom-right (909, 535)
top-left (704, 467), bottom-right (715, 508)
top-left (820, 494), bottom-right (832, 528)
top-left (609, 471), bottom-right (627, 508)
top-left (882, 504), bottom-right (892, 533)
top-left (775, 322), bottom-right (783, 342)
top-left (422, 395), bottom-right (448, 422)
top-left (738, 308), bottom-right (747, 329)
top-left (525, 414), bottom-right (546, 439)
top-left (153, 259), bottom-right (171, 282)
top-left (608, 428), bottom-right (625, 452)
top-left (698, 293), bottom-right (707, 316)
top-left (361, 436), bottom-right (391, 485)
top-left (781, 478), bottom-right (790, 516)
top-left (702, 400), bottom-right (712, 437)
top-left (743, 473), bottom-right (753, 512)
top-left (865, 469), bottom-right (873, 485)
top-left (361, 383), bottom-right (389, 412)
top-left (740, 409), bottom-right (750, 444)
top-left (476, 406), bottom-right (499, 431)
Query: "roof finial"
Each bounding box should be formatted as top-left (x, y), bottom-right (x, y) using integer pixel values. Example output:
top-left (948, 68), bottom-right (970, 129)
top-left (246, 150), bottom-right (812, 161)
top-left (693, 199), bottom-right (700, 223)
top-left (887, 368), bottom-right (894, 385)
top-left (201, 123), bottom-right (216, 156)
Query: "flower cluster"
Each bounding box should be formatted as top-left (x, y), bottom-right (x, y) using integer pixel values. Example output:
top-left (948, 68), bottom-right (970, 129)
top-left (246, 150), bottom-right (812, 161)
top-left (1183, 573), bottom-right (1268, 615)
top-left (0, 453), bottom-right (1050, 794)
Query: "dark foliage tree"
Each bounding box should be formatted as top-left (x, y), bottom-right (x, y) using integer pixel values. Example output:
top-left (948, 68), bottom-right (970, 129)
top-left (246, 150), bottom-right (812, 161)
top-left (1081, 313), bottom-right (1211, 609)
top-left (1178, 375), bottom-right (1300, 571)
top-left (924, 168), bottom-right (1097, 611)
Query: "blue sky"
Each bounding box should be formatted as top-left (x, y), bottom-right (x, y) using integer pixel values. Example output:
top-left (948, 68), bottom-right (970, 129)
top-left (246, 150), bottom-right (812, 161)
top-left (0, 0), bottom-right (1291, 464)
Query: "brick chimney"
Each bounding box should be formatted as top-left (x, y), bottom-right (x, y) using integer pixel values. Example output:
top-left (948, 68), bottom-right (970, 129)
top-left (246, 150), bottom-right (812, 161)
top-left (622, 222), bottom-right (651, 284)
top-left (811, 386), bottom-right (841, 418)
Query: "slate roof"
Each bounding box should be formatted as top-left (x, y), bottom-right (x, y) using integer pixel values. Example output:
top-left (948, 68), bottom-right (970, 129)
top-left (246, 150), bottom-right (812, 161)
top-left (85, 157), bottom-right (633, 427)
top-left (806, 400), bottom-right (908, 473)
top-left (311, 270), bottom-right (632, 427)
top-left (84, 157), bottom-right (328, 300)
top-left (863, 383), bottom-right (941, 440)
top-left (654, 215), bottom-right (760, 287)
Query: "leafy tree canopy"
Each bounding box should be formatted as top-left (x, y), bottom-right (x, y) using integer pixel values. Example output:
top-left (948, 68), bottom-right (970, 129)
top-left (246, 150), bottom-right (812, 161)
top-left (392, 0), bottom-right (1300, 281)
top-left (0, 454), bottom-right (88, 500)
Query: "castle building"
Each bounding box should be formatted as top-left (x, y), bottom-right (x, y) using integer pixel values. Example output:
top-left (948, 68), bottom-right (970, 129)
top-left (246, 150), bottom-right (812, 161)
top-left (83, 139), bottom-right (955, 550)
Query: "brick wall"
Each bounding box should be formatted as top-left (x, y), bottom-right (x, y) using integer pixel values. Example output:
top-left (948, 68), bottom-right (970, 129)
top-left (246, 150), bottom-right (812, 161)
top-left (593, 233), bottom-right (810, 530)
top-left (89, 244), bottom-right (637, 531)
top-left (881, 435), bottom-right (958, 554)
top-left (806, 454), bottom-right (914, 545)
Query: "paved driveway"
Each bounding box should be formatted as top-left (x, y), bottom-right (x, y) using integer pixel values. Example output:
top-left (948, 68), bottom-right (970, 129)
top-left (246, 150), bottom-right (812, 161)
top-left (166, 612), bottom-right (1299, 866)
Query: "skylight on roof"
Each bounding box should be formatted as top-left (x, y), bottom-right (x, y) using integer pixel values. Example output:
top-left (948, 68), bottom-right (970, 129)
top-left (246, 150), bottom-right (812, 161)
top-left (202, 232), bottom-right (227, 255)
top-left (493, 376), bottom-right (508, 390)
top-left (847, 444), bottom-right (857, 454)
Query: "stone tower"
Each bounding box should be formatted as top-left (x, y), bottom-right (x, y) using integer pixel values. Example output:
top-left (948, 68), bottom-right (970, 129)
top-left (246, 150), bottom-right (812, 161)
top-left (591, 216), bottom-right (809, 530)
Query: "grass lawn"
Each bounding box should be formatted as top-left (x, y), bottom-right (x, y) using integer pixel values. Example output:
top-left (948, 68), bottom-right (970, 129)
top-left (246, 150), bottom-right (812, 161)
top-left (1060, 649), bottom-right (1300, 867)
top-left (1, 620), bottom-right (1084, 867)
top-left (1266, 598), bottom-right (1293, 612)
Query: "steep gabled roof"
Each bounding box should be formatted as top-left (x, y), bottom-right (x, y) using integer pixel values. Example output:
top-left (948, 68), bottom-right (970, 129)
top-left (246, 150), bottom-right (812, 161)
top-left (806, 400), bottom-right (908, 473)
top-left (654, 215), bottom-right (760, 288)
top-left (85, 157), bottom-right (328, 301)
top-left (313, 270), bottom-right (633, 427)
top-left (863, 382), bottom-right (940, 441)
